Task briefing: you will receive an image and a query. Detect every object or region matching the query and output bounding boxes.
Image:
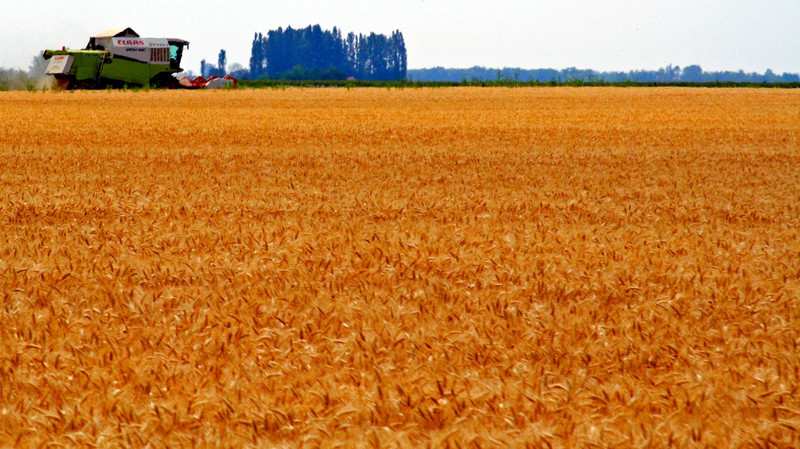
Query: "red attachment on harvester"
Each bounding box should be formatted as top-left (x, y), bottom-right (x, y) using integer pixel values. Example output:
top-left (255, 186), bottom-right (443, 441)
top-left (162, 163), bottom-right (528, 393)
top-left (178, 75), bottom-right (238, 89)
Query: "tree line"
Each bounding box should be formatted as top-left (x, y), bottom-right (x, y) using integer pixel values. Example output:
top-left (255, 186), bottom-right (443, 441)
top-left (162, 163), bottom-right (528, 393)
top-left (408, 65), bottom-right (800, 84)
top-left (248, 25), bottom-right (407, 81)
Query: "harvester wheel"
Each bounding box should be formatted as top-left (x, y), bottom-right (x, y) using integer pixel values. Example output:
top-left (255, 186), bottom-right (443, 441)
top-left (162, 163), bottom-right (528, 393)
top-left (151, 73), bottom-right (182, 89)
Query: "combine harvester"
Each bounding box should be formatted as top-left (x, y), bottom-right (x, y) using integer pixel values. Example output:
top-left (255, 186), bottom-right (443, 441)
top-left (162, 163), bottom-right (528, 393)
top-left (42, 27), bottom-right (236, 90)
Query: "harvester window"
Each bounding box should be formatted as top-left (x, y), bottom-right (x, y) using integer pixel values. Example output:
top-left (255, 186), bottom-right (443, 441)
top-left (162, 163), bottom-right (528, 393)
top-left (169, 44), bottom-right (184, 70)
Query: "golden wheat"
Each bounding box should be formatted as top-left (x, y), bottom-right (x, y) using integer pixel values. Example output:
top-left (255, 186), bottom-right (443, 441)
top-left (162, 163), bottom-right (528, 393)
top-left (0, 87), bottom-right (799, 448)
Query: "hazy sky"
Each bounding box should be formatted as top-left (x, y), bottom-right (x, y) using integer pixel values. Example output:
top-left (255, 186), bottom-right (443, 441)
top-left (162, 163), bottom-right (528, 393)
top-left (2, 0), bottom-right (798, 73)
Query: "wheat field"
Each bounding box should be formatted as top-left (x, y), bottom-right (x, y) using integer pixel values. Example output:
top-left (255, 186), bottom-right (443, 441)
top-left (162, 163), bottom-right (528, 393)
top-left (1, 88), bottom-right (799, 448)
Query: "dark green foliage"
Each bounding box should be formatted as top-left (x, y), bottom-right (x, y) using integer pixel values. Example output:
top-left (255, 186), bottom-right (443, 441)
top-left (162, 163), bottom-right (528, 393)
top-left (281, 65), bottom-right (348, 81)
top-left (238, 79), bottom-right (800, 89)
top-left (250, 33), bottom-right (265, 78)
top-left (218, 50), bottom-right (227, 75)
top-left (249, 25), bottom-right (407, 81)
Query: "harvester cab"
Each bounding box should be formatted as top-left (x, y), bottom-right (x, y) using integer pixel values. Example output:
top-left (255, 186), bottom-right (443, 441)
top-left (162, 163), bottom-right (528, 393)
top-left (42, 27), bottom-right (235, 89)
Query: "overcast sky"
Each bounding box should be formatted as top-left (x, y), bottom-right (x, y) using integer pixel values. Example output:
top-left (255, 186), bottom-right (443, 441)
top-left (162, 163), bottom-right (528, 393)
top-left (2, 0), bottom-right (798, 73)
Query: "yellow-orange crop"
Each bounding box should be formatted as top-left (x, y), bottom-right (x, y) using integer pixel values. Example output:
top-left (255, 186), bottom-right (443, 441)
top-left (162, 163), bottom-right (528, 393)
top-left (1, 88), bottom-right (799, 448)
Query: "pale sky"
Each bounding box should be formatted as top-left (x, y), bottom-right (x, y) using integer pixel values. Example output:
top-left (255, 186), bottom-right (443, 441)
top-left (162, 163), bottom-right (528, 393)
top-left (2, 0), bottom-right (798, 74)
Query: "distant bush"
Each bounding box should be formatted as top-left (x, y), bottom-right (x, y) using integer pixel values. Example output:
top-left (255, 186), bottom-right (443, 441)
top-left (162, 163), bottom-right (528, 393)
top-left (0, 55), bottom-right (53, 91)
top-left (0, 68), bottom-right (30, 91)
